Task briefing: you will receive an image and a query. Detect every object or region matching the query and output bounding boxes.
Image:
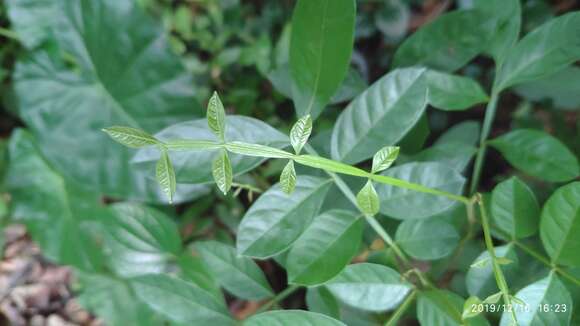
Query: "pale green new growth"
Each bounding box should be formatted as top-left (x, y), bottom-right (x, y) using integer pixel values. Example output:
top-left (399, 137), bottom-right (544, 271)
top-left (290, 115), bottom-right (312, 154)
top-left (212, 149), bottom-right (233, 195)
top-left (102, 126), bottom-right (159, 148)
top-left (207, 91), bottom-right (226, 141)
top-left (462, 296), bottom-right (482, 319)
top-left (371, 146), bottom-right (400, 173)
top-left (484, 292), bottom-right (502, 304)
top-left (156, 150), bottom-right (176, 203)
top-left (280, 160), bottom-right (297, 194)
top-left (470, 258), bottom-right (490, 269)
top-left (356, 180), bottom-right (380, 216)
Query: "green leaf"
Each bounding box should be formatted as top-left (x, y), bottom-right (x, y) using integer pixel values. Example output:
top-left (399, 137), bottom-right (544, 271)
top-left (540, 182), bottom-right (580, 267)
top-left (212, 149), bottom-right (233, 195)
top-left (194, 240), bottom-right (273, 300)
top-left (306, 287), bottom-right (341, 319)
top-left (207, 91), bottom-right (226, 141)
top-left (489, 129), bottom-right (579, 182)
top-left (514, 66), bottom-right (580, 110)
top-left (483, 292), bottom-right (502, 304)
top-left (424, 70), bottom-right (489, 111)
top-left (104, 203), bottom-right (181, 277)
top-left (102, 126), bottom-right (160, 148)
top-left (245, 310), bottom-right (346, 326)
top-left (418, 290), bottom-right (489, 326)
top-left (474, 0), bottom-right (521, 62)
top-left (499, 273), bottom-right (572, 326)
top-left (325, 263), bottom-right (412, 312)
top-left (371, 146), bottom-right (400, 173)
top-left (237, 176), bottom-right (332, 258)
top-left (12, 0), bottom-right (202, 200)
top-left (131, 274), bottom-right (235, 325)
top-left (466, 244), bottom-right (519, 298)
top-left (6, 129), bottom-right (103, 271)
top-left (76, 272), bottom-right (161, 326)
top-left (393, 9), bottom-right (490, 71)
top-left (405, 142), bottom-right (477, 172)
top-left (290, 115), bottom-right (312, 154)
top-left (290, 0), bottom-right (355, 117)
top-left (156, 150), bottom-right (176, 203)
top-left (495, 12), bottom-right (580, 90)
top-left (134, 116), bottom-right (288, 185)
top-left (462, 296), bottom-right (483, 319)
top-left (287, 210), bottom-right (363, 285)
top-left (356, 180), bottom-right (380, 216)
top-left (435, 121), bottom-right (481, 146)
top-left (331, 68), bottom-right (428, 164)
top-left (471, 258), bottom-right (490, 269)
top-left (395, 219), bottom-right (460, 260)
top-left (5, 0), bottom-right (56, 48)
top-left (280, 160), bottom-right (297, 194)
top-left (491, 177), bottom-right (540, 239)
top-left (375, 162), bottom-right (466, 219)
top-left (178, 254), bottom-right (223, 302)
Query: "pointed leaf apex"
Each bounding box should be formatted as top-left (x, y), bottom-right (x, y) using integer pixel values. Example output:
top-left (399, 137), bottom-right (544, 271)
top-left (372, 146), bottom-right (400, 173)
top-left (290, 114), bottom-right (313, 154)
top-left (207, 91), bottom-right (226, 141)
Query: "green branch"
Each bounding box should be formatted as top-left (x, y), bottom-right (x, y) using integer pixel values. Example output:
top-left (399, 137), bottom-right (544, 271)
top-left (476, 194), bottom-right (518, 325)
top-left (470, 92), bottom-right (500, 194)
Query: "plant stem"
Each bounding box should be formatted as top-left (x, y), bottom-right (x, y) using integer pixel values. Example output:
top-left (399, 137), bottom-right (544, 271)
top-left (470, 92), bottom-right (499, 194)
top-left (385, 290), bottom-right (416, 326)
top-left (365, 215), bottom-right (410, 267)
top-left (476, 194), bottom-right (518, 325)
top-left (513, 241), bottom-right (580, 286)
top-left (256, 285), bottom-right (300, 314)
top-left (0, 27), bottom-right (19, 41)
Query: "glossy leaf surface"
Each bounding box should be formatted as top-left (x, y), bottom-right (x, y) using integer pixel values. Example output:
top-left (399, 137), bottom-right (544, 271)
top-left (540, 182), bottom-right (580, 267)
top-left (194, 241), bottom-right (273, 300)
top-left (331, 68), bottom-right (427, 164)
top-left (491, 177), bottom-right (539, 239)
top-left (131, 274), bottom-right (235, 325)
top-left (326, 263), bottom-right (411, 312)
top-left (237, 176), bottom-right (332, 258)
top-left (499, 273), bottom-right (572, 326)
top-left (12, 0), bottom-right (201, 200)
top-left (287, 210), bottom-right (363, 285)
top-left (375, 162), bottom-right (465, 219)
top-left (104, 203), bottom-right (181, 277)
top-left (489, 129), bottom-right (579, 182)
top-left (495, 12), bottom-right (580, 90)
top-left (396, 219), bottom-right (460, 260)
